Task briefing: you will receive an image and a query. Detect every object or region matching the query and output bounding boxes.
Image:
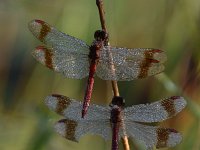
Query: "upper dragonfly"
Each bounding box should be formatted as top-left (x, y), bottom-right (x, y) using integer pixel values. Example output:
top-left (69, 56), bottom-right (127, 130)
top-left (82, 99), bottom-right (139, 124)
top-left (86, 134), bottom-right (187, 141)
top-left (45, 95), bottom-right (186, 150)
top-left (28, 20), bottom-right (167, 118)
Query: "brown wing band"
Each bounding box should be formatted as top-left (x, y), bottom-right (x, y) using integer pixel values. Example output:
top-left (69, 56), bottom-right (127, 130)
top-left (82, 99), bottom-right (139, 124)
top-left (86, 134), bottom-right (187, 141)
top-left (35, 20), bottom-right (51, 42)
top-left (36, 46), bottom-right (54, 69)
top-left (156, 128), bottom-right (178, 148)
top-left (161, 98), bottom-right (176, 117)
top-left (58, 119), bottom-right (78, 142)
top-left (138, 49), bottom-right (161, 78)
top-left (52, 94), bottom-right (71, 115)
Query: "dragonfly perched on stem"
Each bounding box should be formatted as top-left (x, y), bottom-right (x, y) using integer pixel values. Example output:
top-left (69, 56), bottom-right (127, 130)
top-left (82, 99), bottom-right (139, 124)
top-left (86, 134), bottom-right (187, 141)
top-left (45, 94), bottom-right (186, 150)
top-left (28, 20), bottom-right (167, 118)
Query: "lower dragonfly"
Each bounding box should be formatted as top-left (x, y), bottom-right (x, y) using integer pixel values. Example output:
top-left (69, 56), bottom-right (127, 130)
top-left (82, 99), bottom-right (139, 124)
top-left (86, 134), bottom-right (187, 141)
top-left (28, 20), bottom-right (167, 118)
top-left (45, 94), bottom-right (186, 150)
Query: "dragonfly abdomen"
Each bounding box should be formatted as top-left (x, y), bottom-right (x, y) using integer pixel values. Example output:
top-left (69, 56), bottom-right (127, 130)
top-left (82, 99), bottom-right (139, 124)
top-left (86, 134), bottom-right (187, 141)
top-left (111, 122), bottom-right (119, 150)
top-left (82, 62), bottom-right (97, 118)
top-left (110, 105), bottom-right (123, 150)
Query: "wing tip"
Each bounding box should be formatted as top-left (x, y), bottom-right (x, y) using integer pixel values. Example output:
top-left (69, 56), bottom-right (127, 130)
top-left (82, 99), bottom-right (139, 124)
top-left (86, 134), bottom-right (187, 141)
top-left (28, 19), bottom-right (45, 28)
top-left (31, 47), bottom-right (46, 66)
top-left (44, 95), bottom-right (58, 111)
top-left (31, 45), bottom-right (55, 69)
top-left (171, 96), bottom-right (187, 111)
top-left (28, 19), bottom-right (41, 32)
top-left (142, 48), bottom-right (167, 63)
top-left (156, 128), bottom-right (182, 149)
top-left (166, 129), bottom-right (182, 148)
top-left (153, 50), bottom-right (167, 63)
top-left (54, 119), bottom-right (79, 142)
top-left (28, 19), bottom-right (51, 42)
top-left (54, 120), bottom-right (67, 137)
top-left (161, 96), bottom-right (186, 118)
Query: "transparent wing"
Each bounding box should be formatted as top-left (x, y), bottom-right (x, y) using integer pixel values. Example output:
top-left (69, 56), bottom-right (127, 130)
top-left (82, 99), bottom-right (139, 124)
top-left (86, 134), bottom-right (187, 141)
top-left (28, 19), bottom-right (89, 54)
top-left (124, 96), bottom-right (186, 123)
top-left (29, 20), bottom-right (90, 79)
top-left (125, 121), bottom-right (182, 149)
top-left (32, 46), bottom-right (89, 79)
top-left (54, 119), bottom-right (112, 142)
top-left (97, 47), bottom-right (167, 81)
top-left (45, 94), bottom-right (111, 121)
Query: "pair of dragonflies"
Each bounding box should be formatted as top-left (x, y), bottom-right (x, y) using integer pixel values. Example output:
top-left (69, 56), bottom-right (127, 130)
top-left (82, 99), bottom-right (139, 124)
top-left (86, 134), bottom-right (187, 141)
top-left (28, 19), bottom-right (167, 118)
top-left (28, 20), bottom-right (185, 149)
top-left (45, 94), bottom-right (186, 150)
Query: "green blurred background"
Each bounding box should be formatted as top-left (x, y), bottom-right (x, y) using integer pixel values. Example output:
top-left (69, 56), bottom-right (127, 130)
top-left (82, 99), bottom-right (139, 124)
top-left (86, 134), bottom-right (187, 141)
top-left (0, 0), bottom-right (200, 149)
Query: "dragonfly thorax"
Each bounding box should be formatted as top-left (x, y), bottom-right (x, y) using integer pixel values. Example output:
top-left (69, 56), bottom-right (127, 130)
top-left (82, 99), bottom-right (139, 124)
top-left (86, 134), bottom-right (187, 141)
top-left (88, 42), bottom-right (102, 60)
top-left (110, 96), bottom-right (125, 124)
top-left (110, 106), bottom-right (123, 124)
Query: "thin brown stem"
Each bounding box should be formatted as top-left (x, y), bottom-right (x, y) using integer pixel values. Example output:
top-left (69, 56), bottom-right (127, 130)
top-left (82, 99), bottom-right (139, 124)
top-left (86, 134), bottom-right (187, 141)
top-left (96, 1), bottom-right (130, 150)
top-left (96, 0), bottom-right (107, 32)
top-left (111, 81), bottom-right (119, 96)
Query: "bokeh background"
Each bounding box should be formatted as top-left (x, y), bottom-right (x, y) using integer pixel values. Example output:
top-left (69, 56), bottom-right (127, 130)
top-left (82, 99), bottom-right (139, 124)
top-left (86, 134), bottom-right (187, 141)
top-left (0, 0), bottom-right (200, 150)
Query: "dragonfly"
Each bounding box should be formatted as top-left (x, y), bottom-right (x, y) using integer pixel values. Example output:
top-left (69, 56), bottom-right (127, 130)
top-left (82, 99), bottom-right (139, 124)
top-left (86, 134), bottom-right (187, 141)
top-left (45, 94), bottom-right (186, 150)
top-left (28, 19), bottom-right (167, 118)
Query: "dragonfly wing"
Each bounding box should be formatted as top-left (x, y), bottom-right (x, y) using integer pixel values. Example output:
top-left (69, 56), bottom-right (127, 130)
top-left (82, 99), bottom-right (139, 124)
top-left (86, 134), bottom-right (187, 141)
top-left (45, 94), bottom-right (111, 121)
top-left (97, 47), bottom-right (167, 81)
top-left (124, 96), bottom-right (186, 122)
top-left (125, 121), bottom-right (182, 149)
top-left (28, 20), bottom-right (89, 54)
top-left (54, 119), bottom-right (112, 142)
top-left (32, 46), bottom-right (89, 79)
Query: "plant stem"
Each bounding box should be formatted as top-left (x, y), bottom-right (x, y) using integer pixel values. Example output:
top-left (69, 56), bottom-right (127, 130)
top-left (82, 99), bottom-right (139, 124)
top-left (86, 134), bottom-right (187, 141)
top-left (111, 81), bottom-right (120, 96)
top-left (96, 0), bottom-right (107, 32)
top-left (96, 1), bottom-right (130, 150)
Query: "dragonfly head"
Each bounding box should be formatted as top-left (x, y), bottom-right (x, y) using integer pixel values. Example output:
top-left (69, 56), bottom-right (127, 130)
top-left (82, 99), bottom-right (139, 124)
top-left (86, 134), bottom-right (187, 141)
top-left (110, 96), bottom-right (125, 108)
top-left (94, 30), bottom-right (109, 42)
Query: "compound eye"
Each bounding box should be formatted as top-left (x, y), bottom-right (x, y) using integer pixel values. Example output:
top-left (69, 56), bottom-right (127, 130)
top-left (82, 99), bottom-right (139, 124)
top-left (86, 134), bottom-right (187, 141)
top-left (111, 96), bottom-right (125, 107)
top-left (94, 30), bottom-right (102, 39)
top-left (94, 30), bottom-right (108, 41)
